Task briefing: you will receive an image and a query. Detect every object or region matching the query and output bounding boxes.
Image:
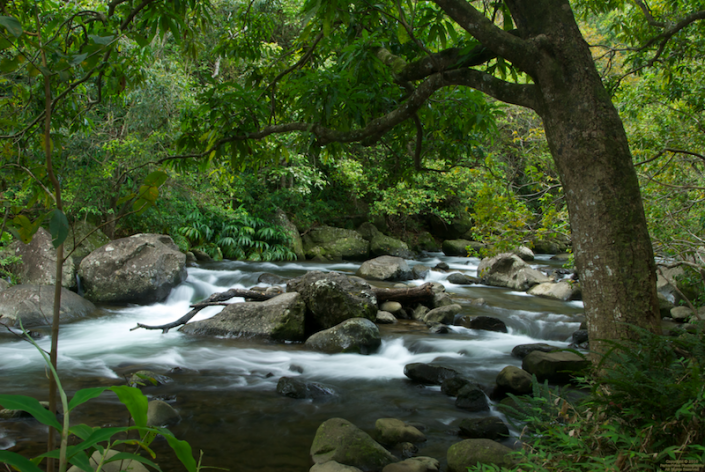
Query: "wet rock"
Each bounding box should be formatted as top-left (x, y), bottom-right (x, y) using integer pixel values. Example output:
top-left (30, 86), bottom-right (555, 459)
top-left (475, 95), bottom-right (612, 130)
top-left (180, 292), bottom-right (306, 341)
top-left (511, 343), bottom-right (561, 359)
top-left (277, 377), bottom-right (336, 399)
top-left (356, 256), bottom-right (413, 282)
top-left (258, 272), bottom-right (286, 285)
top-left (477, 253), bottom-right (550, 291)
top-left (147, 400), bottom-right (180, 427)
top-left (403, 363), bottom-right (459, 385)
top-left (446, 273), bottom-right (478, 285)
top-left (10, 227), bottom-right (77, 289)
top-left (413, 232), bottom-right (440, 253)
top-left (128, 370), bottom-right (173, 388)
top-left (428, 322), bottom-right (450, 334)
top-left (411, 304), bottom-right (430, 321)
top-left (0, 285), bottom-right (97, 328)
top-left (671, 306), bottom-right (694, 321)
top-left (432, 292), bottom-right (454, 308)
top-left (527, 281), bottom-right (578, 301)
top-left (79, 234), bottom-right (187, 304)
top-left (382, 456), bottom-right (439, 472)
top-left (311, 462), bottom-right (363, 472)
top-left (185, 252), bottom-right (197, 265)
top-left (310, 418), bottom-right (398, 472)
top-left (446, 439), bottom-right (516, 471)
top-left (522, 351), bottom-right (590, 383)
top-left (455, 385), bottom-right (490, 412)
top-left (376, 311), bottom-right (397, 324)
top-left (375, 418), bottom-right (426, 446)
top-left (458, 417), bottom-right (509, 440)
top-left (423, 304), bottom-right (462, 325)
top-left (192, 249), bottom-right (213, 262)
top-left (391, 442), bottom-right (418, 460)
top-left (433, 262), bottom-right (450, 271)
top-left (67, 449), bottom-right (149, 472)
top-left (571, 329), bottom-right (589, 344)
top-left (381, 301), bottom-right (402, 314)
top-left (513, 246), bottom-right (535, 261)
top-left (305, 318), bottom-right (382, 354)
top-left (287, 271), bottom-right (377, 331)
top-left (495, 365), bottom-right (532, 395)
top-left (458, 316), bottom-right (507, 333)
top-left (441, 377), bottom-right (473, 397)
top-left (412, 265), bottom-right (430, 279)
top-left (303, 226), bottom-right (370, 261)
top-left (442, 240), bottom-right (473, 257)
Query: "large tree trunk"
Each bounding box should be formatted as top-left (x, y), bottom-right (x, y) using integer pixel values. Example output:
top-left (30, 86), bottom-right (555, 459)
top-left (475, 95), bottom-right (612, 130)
top-left (509, 0), bottom-right (662, 355)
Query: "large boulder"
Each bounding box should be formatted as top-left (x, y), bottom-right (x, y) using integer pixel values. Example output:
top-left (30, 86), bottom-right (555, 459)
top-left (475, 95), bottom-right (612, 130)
top-left (442, 239), bottom-right (473, 257)
top-left (411, 232), bottom-right (440, 253)
top-left (458, 417), bottom-right (509, 440)
top-left (180, 292), bottom-right (306, 341)
top-left (374, 418), bottom-right (426, 446)
top-left (358, 223), bottom-right (414, 259)
top-left (305, 318), bottom-right (382, 354)
top-left (522, 350), bottom-right (590, 383)
top-left (78, 234), bottom-right (187, 303)
top-left (423, 304), bottom-right (462, 325)
top-left (310, 418), bottom-right (398, 472)
top-left (477, 253), bottom-right (550, 291)
top-left (495, 365), bottom-right (533, 395)
top-left (0, 285), bottom-right (97, 327)
top-left (356, 256), bottom-right (413, 282)
top-left (274, 209), bottom-right (305, 261)
top-left (527, 281), bottom-right (578, 301)
top-left (303, 226), bottom-right (370, 261)
top-left (287, 271), bottom-right (377, 331)
top-left (446, 439), bottom-right (516, 472)
top-left (11, 227), bottom-right (76, 289)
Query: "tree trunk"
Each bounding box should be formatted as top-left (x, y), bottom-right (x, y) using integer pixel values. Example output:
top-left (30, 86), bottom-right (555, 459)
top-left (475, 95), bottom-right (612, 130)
top-left (510, 0), bottom-right (662, 355)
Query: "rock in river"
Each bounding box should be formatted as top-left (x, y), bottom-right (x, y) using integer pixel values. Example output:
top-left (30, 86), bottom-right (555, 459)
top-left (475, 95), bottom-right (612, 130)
top-left (305, 318), bottom-right (382, 354)
top-left (0, 284), bottom-right (96, 327)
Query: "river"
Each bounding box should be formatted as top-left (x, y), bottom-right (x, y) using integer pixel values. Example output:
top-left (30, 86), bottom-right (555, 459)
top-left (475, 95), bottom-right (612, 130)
top-left (0, 253), bottom-right (584, 471)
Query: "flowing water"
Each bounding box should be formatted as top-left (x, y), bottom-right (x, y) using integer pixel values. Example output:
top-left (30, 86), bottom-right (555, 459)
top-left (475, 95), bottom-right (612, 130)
top-left (0, 253), bottom-right (584, 471)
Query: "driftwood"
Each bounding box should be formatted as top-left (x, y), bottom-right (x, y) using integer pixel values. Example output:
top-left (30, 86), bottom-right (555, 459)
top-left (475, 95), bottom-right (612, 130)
top-left (130, 288), bottom-right (273, 333)
top-left (130, 282), bottom-right (435, 334)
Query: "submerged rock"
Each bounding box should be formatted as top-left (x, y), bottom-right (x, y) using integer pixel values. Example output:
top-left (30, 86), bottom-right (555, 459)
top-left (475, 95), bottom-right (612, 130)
top-left (277, 377), bottom-right (336, 399)
top-left (375, 418), bottom-right (426, 446)
top-left (457, 315), bottom-right (507, 333)
top-left (146, 400), bottom-right (180, 427)
top-left (310, 418), bottom-right (398, 472)
top-left (458, 417), bottom-right (509, 440)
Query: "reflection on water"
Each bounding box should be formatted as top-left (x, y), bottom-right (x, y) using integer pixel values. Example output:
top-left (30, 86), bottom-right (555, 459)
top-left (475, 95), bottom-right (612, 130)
top-left (0, 253), bottom-right (583, 470)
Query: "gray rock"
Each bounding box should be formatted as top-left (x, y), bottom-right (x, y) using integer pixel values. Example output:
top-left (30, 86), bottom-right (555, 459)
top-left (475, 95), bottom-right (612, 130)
top-left (78, 234), bottom-right (187, 303)
top-left (446, 273), bottom-right (478, 285)
top-left (412, 265), bottom-right (431, 279)
top-left (411, 305), bottom-right (430, 321)
top-left (571, 329), bottom-right (589, 344)
top-left (311, 462), bottom-right (363, 472)
top-left (67, 449), bottom-right (149, 472)
top-left (527, 281), bottom-right (577, 301)
top-left (496, 365), bottom-right (532, 395)
top-left (522, 350), bottom-right (590, 383)
top-left (12, 227), bottom-right (77, 289)
top-left (287, 271), bottom-right (377, 331)
top-left (458, 417), bottom-right (509, 440)
top-left (428, 322), bottom-right (450, 334)
top-left (258, 272), bottom-right (286, 285)
top-left (671, 306), bottom-right (694, 321)
top-left (185, 251), bottom-right (197, 265)
top-left (356, 256), bottom-right (413, 281)
top-left (355, 223), bottom-right (415, 259)
top-left (412, 232), bottom-right (440, 253)
top-left (303, 226), bottom-right (370, 261)
top-left (441, 377), bottom-right (473, 397)
top-left (310, 418), bottom-right (398, 472)
top-left (514, 246), bottom-right (535, 261)
top-left (455, 384), bottom-right (489, 412)
top-left (403, 363), bottom-right (459, 385)
top-left (0, 284), bottom-right (96, 327)
top-left (477, 253), bottom-right (550, 291)
top-left (382, 457), bottom-right (439, 472)
top-left (424, 304), bottom-right (462, 325)
top-left (446, 439), bottom-right (516, 471)
top-left (180, 292), bottom-right (306, 341)
top-left (0, 279), bottom-right (9, 292)
top-left (376, 311), bottom-right (397, 324)
top-left (380, 301), bottom-right (402, 314)
top-left (375, 418), bottom-right (426, 446)
top-left (146, 400), bottom-right (180, 427)
top-left (273, 209), bottom-right (305, 261)
top-left (432, 292), bottom-right (454, 308)
top-left (305, 318), bottom-right (382, 354)
top-left (191, 249), bottom-right (213, 262)
top-left (511, 343), bottom-right (561, 359)
top-left (442, 239), bottom-right (473, 257)
top-left (276, 377), bottom-right (335, 399)
top-left (458, 315), bottom-right (507, 333)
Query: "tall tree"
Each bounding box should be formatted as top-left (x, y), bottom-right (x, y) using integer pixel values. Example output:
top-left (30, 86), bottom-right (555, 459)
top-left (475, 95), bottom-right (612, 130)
top-left (173, 0), bottom-right (703, 355)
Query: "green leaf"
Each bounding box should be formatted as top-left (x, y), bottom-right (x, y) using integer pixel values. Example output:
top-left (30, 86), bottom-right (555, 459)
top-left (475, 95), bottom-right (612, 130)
top-left (49, 209), bottom-right (69, 248)
top-left (0, 451), bottom-right (44, 472)
top-left (396, 24), bottom-right (410, 44)
top-left (68, 387), bottom-right (108, 412)
top-left (69, 424), bottom-right (96, 440)
top-left (108, 386), bottom-right (148, 428)
top-left (0, 16), bottom-right (23, 38)
top-left (158, 428), bottom-right (198, 472)
top-left (0, 395), bottom-right (62, 430)
top-left (103, 452), bottom-right (162, 471)
top-left (115, 192), bottom-right (137, 206)
top-left (143, 170), bottom-right (168, 187)
top-left (66, 451), bottom-right (93, 472)
top-left (89, 34), bottom-right (115, 45)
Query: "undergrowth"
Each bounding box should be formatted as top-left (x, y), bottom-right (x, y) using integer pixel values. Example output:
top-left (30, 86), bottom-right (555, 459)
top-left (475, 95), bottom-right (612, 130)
top-left (470, 324), bottom-right (705, 471)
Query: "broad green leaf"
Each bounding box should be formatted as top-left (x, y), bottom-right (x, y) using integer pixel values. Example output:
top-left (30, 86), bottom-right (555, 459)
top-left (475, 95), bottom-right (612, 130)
top-left (66, 451), bottom-right (93, 472)
top-left (69, 53), bottom-right (88, 65)
top-left (0, 395), bottom-right (62, 430)
top-left (396, 24), bottom-right (410, 44)
top-left (89, 34), bottom-right (115, 45)
top-left (0, 451), bottom-right (43, 472)
top-left (103, 452), bottom-right (162, 471)
top-left (0, 16), bottom-right (22, 38)
top-left (158, 428), bottom-right (198, 472)
top-left (143, 170), bottom-right (168, 187)
top-left (109, 386), bottom-right (148, 428)
top-left (69, 424), bottom-right (96, 440)
top-left (49, 209), bottom-right (69, 248)
top-left (68, 387), bottom-right (108, 412)
top-left (115, 192), bottom-right (137, 206)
